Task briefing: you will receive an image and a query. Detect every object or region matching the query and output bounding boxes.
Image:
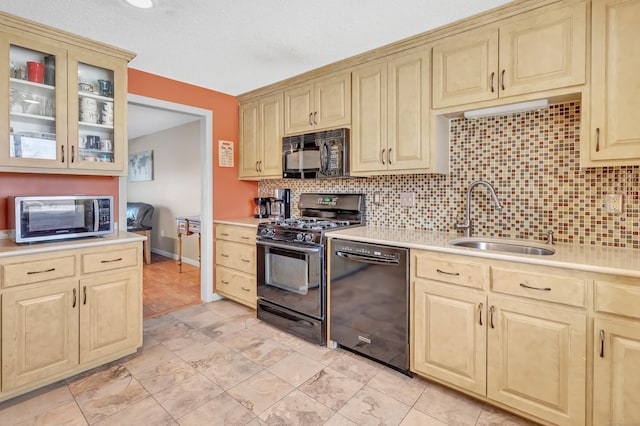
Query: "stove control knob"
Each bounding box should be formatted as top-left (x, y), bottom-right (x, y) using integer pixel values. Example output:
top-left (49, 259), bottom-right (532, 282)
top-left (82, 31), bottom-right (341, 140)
top-left (296, 233), bottom-right (304, 241)
top-left (261, 228), bottom-right (274, 237)
top-left (304, 233), bottom-right (314, 243)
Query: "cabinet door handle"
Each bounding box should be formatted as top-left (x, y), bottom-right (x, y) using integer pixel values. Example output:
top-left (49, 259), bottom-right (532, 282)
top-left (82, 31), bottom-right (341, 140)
top-left (255, 161), bottom-right (259, 172)
top-left (83, 286), bottom-right (87, 305)
top-left (600, 329), bottom-right (605, 358)
top-left (101, 257), bottom-right (123, 263)
top-left (489, 305), bottom-right (495, 329)
top-left (258, 161), bottom-right (263, 172)
top-left (596, 128), bottom-right (600, 152)
top-left (71, 145), bottom-right (75, 163)
top-left (61, 145), bottom-right (65, 163)
top-left (500, 69), bottom-right (506, 91)
top-left (478, 303), bottom-right (484, 326)
top-left (309, 113), bottom-right (313, 126)
top-left (313, 111), bottom-right (318, 125)
top-left (27, 267), bottom-right (55, 275)
top-left (519, 283), bottom-right (551, 292)
top-left (72, 288), bottom-right (77, 308)
top-left (436, 268), bottom-right (460, 276)
top-left (388, 148), bottom-right (392, 165)
top-left (381, 149), bottom-right (386, 165)
top-left (490, 72), bottom-right (495, 93)
top-left (220, 253), bottom-right (229, 257)
top-left (241, 286), bottom-right (251, 292)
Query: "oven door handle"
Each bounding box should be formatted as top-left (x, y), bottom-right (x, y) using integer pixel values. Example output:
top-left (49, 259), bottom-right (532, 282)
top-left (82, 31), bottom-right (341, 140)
top-left (256, 240), bottom-right (322, 254)
top-left (335, 251), bottom-right (399, 265)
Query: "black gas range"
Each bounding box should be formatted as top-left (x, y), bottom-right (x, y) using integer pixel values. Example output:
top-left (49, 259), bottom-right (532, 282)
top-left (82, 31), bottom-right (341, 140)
top-left (255, 193), bottom-right (364, 345)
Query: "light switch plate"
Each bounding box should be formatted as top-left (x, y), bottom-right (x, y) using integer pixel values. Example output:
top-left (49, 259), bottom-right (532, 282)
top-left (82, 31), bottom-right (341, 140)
top-left (399, 192), bottom-right (415, 207)
top-left (605, 194), bottom-right (623, 214)
top-left (373, 192), bottom-right (381, 204)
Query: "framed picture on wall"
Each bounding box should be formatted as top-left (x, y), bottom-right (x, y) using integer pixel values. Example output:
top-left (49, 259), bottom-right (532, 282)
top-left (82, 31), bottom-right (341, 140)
top-left (129, 150), bottom-right (153, 182)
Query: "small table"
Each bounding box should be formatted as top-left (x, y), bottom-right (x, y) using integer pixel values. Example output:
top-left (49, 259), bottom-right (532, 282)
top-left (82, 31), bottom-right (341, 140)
top-left (176, 215), bottom-right (201, 273)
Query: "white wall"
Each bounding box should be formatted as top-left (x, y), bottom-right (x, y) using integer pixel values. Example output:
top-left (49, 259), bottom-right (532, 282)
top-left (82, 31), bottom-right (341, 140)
top-left (128, 120), bottom-right (201, 262)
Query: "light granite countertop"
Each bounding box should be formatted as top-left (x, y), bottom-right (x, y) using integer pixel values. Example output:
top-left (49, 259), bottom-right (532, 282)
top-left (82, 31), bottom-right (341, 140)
top-left (326, 226), bottom-right (640, 278)
top-left (0, 231), bottom-right (146, 258)
top-left (214, 217), bottom-right (266, 228)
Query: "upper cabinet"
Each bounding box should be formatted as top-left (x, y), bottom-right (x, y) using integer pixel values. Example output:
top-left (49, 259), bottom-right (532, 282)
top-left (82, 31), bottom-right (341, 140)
top-left (0, 14), bottom-right (134, 175)
top-left (284, 72), bottom-right (350, 135)
top-left (352, 47), bottom-right (446, 175)
top-left (585, 0), bottom-right (640, 166)
top-left (238, 92), bottom-right (283, 180)
top-left (432, 1), bottom-right (586, 109)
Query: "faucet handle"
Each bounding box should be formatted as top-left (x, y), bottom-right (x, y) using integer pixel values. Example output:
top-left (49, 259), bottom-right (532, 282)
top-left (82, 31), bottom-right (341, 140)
top-left (545, 230), bottom-right (554, 245)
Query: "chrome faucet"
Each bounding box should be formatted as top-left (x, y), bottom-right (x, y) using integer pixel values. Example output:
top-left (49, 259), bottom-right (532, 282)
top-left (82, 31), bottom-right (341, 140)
top-left (455, 180), bottom-right (504, 237)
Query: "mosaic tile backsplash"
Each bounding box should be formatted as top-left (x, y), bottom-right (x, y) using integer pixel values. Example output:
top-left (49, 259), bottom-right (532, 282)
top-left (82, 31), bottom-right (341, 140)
top-left (260, 102), bottom-right (639, 249)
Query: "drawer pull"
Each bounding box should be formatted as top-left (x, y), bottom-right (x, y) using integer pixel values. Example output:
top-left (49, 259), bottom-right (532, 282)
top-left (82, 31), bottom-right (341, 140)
top-left (436, 269), bottom-right (460, 276)
top-left (241, 258), bottom-right (251, 263)
top-left (27, 267), bottom-right (55, 275)
top-left (220, 233), bottom-right (230, 236)
top-left (72, 288), bottom-right (77, 308)
top-left (600, 329), bottom-right (605, 358)
top-left (478, 303), bottom-right (483, 326)
top-left (220, 254), bottom-right (230, 258)
top-left (241, 236), bottom-right (251, 240)
top-left (489, 305), bottom-right (495, 329)
top-left (101, 257), bottom-right (123, 263)
top-left (221, 280), bottom-right (230, 285)
top-left (519, 283), bottom-right (551, 292)
top-left (241, 286), bottom-right (250, 292)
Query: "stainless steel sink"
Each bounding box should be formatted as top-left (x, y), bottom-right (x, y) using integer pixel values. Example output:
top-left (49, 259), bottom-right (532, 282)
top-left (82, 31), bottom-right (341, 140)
top-left (448, 237), bottom-right (555, 256)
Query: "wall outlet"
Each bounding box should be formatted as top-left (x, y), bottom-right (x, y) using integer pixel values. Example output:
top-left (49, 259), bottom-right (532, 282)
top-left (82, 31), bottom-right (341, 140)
top-left (160, 229), bottom-right (165, 237)
top-left (373, 191), bottom-right (381, 204)
top-left (605, 194), bottom-right (623, 214)
top-left (399, 192), bottom-right (415, 207)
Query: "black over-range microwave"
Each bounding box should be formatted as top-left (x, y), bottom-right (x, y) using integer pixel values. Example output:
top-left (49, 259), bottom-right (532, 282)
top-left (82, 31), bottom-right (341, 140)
top-left (8, 195), bottom-right (114, 243)
top-left (282, 128), bottom-right (349, 179)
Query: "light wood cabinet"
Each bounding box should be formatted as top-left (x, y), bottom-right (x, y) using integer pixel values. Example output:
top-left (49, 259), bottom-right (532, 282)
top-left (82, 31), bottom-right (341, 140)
top-left (0, 13), bottom-right (135, 175)
top-left (284, 72), bottom-right (350, 135)
top-left (214, 223), bottom-right (257, 308)
top-left (411, 250), bottom-right (587, 425)
top-left (352, 47), bottom-right (442, 175)
top-left (239, 92), bottom-right (283, 179)
top-left (585, 0), bottom-right (640, 166)
top-left (432, 1), bottom-right (586, 109)
top-left (0, 241), bottom-right (142, 400)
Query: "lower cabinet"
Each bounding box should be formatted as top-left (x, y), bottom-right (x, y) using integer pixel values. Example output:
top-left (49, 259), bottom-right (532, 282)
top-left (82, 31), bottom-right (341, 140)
top-left (214, 223), bottom-right (257, 309)
top-left (412, 250), bottom-right (587, 425)
top-left (0, 241), bottom-right (143, 401)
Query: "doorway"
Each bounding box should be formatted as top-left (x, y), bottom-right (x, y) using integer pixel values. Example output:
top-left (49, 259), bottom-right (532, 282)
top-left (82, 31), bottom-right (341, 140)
top-left (120, 94), bottom-right (218, 317)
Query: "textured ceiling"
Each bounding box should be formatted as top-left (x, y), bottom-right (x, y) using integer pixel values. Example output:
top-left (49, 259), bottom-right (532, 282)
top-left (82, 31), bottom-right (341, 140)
top-left (1, 0), bottom-right (512, 96)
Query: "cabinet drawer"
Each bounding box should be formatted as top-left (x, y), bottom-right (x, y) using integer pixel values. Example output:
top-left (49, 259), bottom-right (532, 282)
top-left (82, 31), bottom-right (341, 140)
top-left (414, 252), bottom-right (487, 289)
top-left (490, 266), bottom-right (586, 307)
top-left (595, 280), bottom-right (640, 319)
top-left (2, 255), bottom-right (76, 288)
top-left (216, 266), bottom-right (256, 307)
top-left (215, 224), bottom-right (256, 244)
top-left (82, 247), bottom-right (138, 274)
top-left (216, 240), bottom-right (256, 272)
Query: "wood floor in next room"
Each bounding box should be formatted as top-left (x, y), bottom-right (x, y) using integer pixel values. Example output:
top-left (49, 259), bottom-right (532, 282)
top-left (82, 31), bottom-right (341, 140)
top-left (143, 253), bottom-right (201, 318)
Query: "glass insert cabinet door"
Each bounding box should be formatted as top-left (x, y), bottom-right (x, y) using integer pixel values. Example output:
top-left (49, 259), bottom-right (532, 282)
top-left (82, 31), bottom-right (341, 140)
top-left (68, 49), bottom-right (126, 172)
top-left (0, 31), bottom-right (68, 168)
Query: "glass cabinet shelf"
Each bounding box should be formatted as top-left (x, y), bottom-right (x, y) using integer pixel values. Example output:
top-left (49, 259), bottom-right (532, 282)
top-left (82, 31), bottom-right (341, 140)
top-left (10, 112), bottom-right (56, 122)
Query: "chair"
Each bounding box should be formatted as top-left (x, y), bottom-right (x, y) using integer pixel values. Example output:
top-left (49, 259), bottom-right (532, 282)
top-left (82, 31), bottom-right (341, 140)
top-left (127, 202), bottom-right (154, 264)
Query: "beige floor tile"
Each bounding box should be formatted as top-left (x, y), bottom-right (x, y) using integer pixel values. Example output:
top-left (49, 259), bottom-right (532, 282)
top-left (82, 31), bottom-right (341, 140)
top-left (268, 329), bottom-right (310, 350)
top-left (476, 405), bottom-right (538, 425)
top-left (267, 352), bottom-right (325, 387)
top-left (178, 392), bottom-right (257, 426)
top-left (200, 354), bottom-right (264, 390)
top-left (399, 408), bottom-right (448, 426)
top-left (247, 322), bottom-right (291, 340)
top-left (328, 354), bottom-right (381, 384)
top-left (296, 343), bottom-right (343, 365)
top-left (323, 413), bottom-right (358, 426)
top-left (259, 389), bottom-right (334, 425)
top-left (199, 316), bottom-right (251, 340)
top-left (206, 299), bottom-right (255, 318)
top-left (154, 374), bottom-right (223, 419)
top-left (120, 343), bottom-right (179, 376)
top-left (93, 396), bottom-right (176, 425)
top-left (161, 328), bottom-right (215, 357)
top-left (146, 318), bottom-right (194, 343)
top-left (179, 310), bottom-right (227, 329)
top-left (240, 339), bottom-right (295, 367)
top-left (338, 386), bottom-right (411, 425)
top-left (413, 382), bottom-right (483, 426)
top-left (218, 327), bottom-right (265, 352)
top-left (169, 303), bottom-right (209, 320)
top-left (133, 356), bottom-right (198, 394)
top-left (177, 340), bottom-right (236, 371)
top-left (0, 383), bottom-right (75, 425)
top-left (227, 370), bottom-right (294, 415)
top-left (68, 365), bottom-right (149, 424)
top-left (16, 400), bottom-right (88, 426)
top-left (298, 368), bottom-right (364, 411)
top-left (367, 369), bottom-right (428, 406)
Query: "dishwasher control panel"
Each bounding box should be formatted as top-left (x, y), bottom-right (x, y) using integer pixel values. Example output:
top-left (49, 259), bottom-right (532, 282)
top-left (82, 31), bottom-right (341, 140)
top-left (333, 241), bottom-right (401, 260)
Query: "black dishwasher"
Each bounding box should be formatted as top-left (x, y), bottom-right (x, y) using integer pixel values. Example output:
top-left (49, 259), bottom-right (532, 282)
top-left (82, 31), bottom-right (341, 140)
top-left (329, 239), bottom-right (411, 376)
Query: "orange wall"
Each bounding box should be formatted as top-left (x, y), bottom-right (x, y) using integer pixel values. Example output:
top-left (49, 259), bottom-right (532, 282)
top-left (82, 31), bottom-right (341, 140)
top-left (0, 174), bottom-right (118, 229)
top-left (128, 69), bottom-right (258, 219)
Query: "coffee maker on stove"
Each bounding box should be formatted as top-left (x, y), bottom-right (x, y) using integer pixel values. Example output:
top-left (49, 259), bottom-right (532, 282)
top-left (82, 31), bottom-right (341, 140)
top-left (269, 188), bottom-right (291, 221)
